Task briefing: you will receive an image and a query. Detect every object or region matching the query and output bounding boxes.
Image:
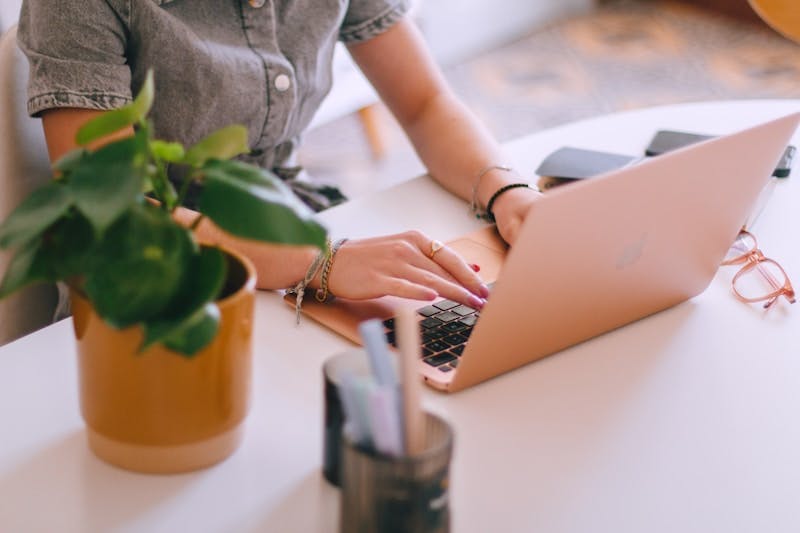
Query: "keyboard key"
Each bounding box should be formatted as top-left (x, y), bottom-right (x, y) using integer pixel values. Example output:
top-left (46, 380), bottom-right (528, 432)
top-left (385, 331), bottom-right (396, 346)
top-left (424, 340), bottom-right (450, 353)
top-left (423, 352), bottom-right (457, 367)
top-left (438, 365), bottom-right (454, 373)
top-left (450, 359), bottom-right (459, 368)
top-left (451, 305), bottom-right (476, 316)
top-left (450, 345), bottom-right (465, 356)
top-left (419, 317), bottom-right (443, 330)
top-left (382, 318), bottom-right (395, 329)
top-left (422, 330), bottom-right (446, 343)
top-left (442, 334), bottom-right (468, 346)
top-left (422, 347), bottom-right (434, 357)
top-left (442, 321), bottom-right (466, 333)
top-left (434, 300), bottom-right (459, 311)
top-left (434, 311), bottom-right (461, 322)
top-left (459, 315), bottom-right (477, 327)
top-left (417, 305), bottom-right (440, 317)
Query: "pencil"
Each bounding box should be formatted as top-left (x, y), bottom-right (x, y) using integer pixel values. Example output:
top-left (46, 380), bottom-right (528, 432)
top-left (395, 306), bottom-right (425, 456)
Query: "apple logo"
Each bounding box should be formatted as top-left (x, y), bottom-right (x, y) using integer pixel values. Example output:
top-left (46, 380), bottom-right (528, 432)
top-left (616, 232), bottom-right (648, 270)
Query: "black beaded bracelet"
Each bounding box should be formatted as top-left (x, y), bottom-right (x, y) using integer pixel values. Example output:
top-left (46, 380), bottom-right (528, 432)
top-left (481, 183), bottom-right (536, 223)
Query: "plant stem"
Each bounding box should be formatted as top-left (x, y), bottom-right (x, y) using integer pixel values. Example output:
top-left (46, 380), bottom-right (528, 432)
top-left (175, 169), bottom-right (200, 210)
top-left (189, 213), bottom-right (205, 231)
top-left (153, 158), bottom-right (177, 212)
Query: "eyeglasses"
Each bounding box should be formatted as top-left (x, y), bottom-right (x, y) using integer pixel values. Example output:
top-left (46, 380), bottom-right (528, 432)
top-left (721, 229), bottom-right (795, 309)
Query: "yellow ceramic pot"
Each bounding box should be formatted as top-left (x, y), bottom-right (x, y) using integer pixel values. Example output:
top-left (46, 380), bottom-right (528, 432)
top-left (71, 247), bottom-right (256, 474)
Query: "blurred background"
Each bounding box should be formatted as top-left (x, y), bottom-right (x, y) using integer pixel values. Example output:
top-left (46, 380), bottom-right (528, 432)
top-left (2, 0), bottom-right (799, 199)
top-left (298, 0), bottom-right (800, 198)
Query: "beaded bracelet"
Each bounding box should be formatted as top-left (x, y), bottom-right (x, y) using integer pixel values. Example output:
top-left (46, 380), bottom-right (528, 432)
top-left (480, 182), bottom-right (539, 223)
top-left (287, 238), bottom-right (331, 324)
top-left (470, 164), bottom-right (512, 217)
top-left (316, 238), bottom-right (349, 303)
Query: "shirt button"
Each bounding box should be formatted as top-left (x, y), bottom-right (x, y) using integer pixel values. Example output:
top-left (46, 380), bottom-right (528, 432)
top-left (249, 0), bottom-right (266, 7)
top-left (274, 74), bottom-right (291, 92)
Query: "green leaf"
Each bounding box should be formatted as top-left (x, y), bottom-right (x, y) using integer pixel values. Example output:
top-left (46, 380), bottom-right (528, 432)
top-left (68, 132), bottom-right (147, 236)
top-left (143, 303), bottom-right (221, 357)
top-left (75, 70), bottom-right (154, 146)
top-left (0, 213), bottom-right (97, 298)
top-left (164, 246), bottom-right (227, 317)
top-left (0, 182), bottom-right (72, 249)
top-left (82, 126), bottom-right (149, 167)
top-left (198, 160), bottom-right (327, 248)
top-left (75, 107), bottom-right (138, 147)
top-left (38, 213), bottom-right (97, 281)
top-left (0, 238), bottom-right (49, 298)
top-left (83, 204), bottom-right (194, 328)
top-left (140, 246), bottom-right (226, 354)
top-left (52, 148), bottom-right (88, 174)
top-left (183, 125), bottom-right (250, 167)
top-left (151, 140), bottom-right (186, 163)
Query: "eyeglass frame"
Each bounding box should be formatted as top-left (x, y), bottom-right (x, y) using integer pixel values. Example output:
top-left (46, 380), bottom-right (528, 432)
top-left (720, 229), bottom-right (796, 309)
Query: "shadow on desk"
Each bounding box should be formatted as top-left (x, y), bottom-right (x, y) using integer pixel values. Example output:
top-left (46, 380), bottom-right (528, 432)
top-left (0, 430), bottom-right (191, 531)
top-left (242, 469), bottom-right (339, 532)
top-left (431, 301), bottom-right (700, 532)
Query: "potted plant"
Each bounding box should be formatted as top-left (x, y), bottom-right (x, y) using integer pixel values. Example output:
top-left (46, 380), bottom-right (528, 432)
top-left (0, 72), bottom-right (327, 473)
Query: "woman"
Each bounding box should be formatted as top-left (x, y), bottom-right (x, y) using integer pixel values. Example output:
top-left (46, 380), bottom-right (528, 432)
top-left (17, 0), bottom-right (542, 310)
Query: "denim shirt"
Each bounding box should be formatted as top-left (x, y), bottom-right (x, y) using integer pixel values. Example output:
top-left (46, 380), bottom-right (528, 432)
top-left (17, 0), bottom-right (409, 208)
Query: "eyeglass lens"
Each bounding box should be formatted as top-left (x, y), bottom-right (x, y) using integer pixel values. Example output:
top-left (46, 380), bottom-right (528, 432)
top-left (723, 232), bottom-right (757, 263)
top-left (732, 259), bottom-right (789, 301)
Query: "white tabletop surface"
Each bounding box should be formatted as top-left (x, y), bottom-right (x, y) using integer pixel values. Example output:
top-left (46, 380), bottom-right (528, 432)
top-left (2, 100), bottom-right (800, 533)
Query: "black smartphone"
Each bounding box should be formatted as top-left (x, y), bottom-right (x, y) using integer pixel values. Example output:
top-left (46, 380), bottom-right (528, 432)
top-left (646, 129), bottom-right (795, 177)
top-left (534, 146), bottom-right (639, 190)
top-left (644, 130), bottom-right (713, 156)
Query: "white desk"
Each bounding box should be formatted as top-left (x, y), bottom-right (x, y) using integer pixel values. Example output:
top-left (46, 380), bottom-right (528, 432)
top-left (2, 100), bottom-right (800, 533)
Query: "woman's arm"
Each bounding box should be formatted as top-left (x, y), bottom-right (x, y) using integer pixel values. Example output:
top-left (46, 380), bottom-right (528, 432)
top-left (38, 108), bottom-right (487, 306)
top-left (347, 18), bottom-right (543, 245)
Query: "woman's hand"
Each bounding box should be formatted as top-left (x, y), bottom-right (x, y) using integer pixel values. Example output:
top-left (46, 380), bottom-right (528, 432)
top-left (326, 231), bottom-right (489, 309)
top-left (490, 186), bottom-right (543, 246)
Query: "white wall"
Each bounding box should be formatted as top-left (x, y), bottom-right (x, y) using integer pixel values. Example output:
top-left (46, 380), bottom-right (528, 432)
top-left (419, 0), bottom-right (594, 66)
top-left (1, 1), bottom-right (595, 63)
top-left (0, 0), bottom-right (21, 33)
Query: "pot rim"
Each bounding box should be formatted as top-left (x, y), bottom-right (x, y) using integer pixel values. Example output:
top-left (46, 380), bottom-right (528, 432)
top-left (205, 243), bottom-right (257, 310)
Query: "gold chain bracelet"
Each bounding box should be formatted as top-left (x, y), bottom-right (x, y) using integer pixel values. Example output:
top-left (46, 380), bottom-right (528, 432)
top-left (316, 238), bottom-right (349, 303)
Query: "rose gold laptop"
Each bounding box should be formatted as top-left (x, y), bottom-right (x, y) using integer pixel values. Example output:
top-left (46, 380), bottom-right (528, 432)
top-left (287, 112), bottom-right (800, 392)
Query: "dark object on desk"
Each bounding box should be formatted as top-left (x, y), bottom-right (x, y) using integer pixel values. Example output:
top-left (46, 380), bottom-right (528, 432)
top-left (644, 129), bottom-right (714, 156)
top-left (776, 145), bottom-right (796, 177)
top-left (322, 350), bottom-right (373, 487)
top-left (534, 146), bottom-right (638, 190)
top-left (340, 412), bottom-right (453, 533)
top-left (645, 129), bottom-right (795, 177)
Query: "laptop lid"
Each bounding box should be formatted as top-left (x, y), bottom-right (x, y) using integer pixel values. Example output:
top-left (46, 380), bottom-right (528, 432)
top-left (286, 112), bottom-right (799, 392)
top-left (447, 112), bottom-right (800, 392)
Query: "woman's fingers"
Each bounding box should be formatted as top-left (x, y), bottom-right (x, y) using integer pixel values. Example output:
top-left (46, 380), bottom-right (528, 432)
top-left (424, 242), bottom-right (490, 299)
top-left (325, 231), bottom-right (489, 306)
top-left (403, 265), bottom-right (486, 309)
top-left (386, 232), bottom-right (487, 308)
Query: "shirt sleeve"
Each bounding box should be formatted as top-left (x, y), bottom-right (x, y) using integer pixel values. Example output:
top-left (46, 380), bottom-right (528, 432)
top-left (17, 0), bottom-right (133, 117)
top-left (339, 0), bottom-right (412, 43)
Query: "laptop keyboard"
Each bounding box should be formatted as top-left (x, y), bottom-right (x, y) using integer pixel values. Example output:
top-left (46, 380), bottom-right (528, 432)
top-left (382, 299), bottom-right (480, 373)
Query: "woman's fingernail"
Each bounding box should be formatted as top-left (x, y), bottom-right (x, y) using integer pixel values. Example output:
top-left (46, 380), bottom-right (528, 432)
top-left (479, 284), bottom-right (490, 298)
top-left (468, 295), bottom-right (485, 309)
top-left (469, 263), bottom-right (481, 272)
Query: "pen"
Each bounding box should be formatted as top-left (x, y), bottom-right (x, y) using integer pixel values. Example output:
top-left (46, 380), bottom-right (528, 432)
top-left (395, 306), bottom-right (425, 455)
top-left (338, 371), bottom-right (372, 446)
top-left (368, 385), bottom-right (403, 457)
top-left (358, 319), bottom-right (398, 387)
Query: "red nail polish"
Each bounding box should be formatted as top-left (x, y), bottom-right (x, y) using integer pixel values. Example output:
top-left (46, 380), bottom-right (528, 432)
top-left (469, 263), bottom-right (480, 272)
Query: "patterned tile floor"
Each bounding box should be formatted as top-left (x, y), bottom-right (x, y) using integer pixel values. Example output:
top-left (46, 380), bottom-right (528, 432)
top-left (298, 0), bottom-right (800, 200)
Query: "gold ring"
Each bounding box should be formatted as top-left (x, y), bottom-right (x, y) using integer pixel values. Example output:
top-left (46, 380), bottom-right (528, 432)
top-left (429, 239), bottom-right (444, 259)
